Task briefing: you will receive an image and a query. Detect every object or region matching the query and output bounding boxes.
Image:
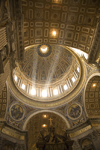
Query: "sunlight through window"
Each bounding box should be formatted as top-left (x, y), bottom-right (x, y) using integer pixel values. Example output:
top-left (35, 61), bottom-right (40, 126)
top-left (22, 84), bottom-right (25, 90)
top-left (72, 77), bottom-right (76, 83)
top-left (42, 90), bottom-right (47, 97)
top-left (31, 88), bottom-right (36, 95)
top-left (63, 84), bottom-right (68, 90)
top-left (77, 67), bottom-right (80, 72)
top-left (53, 89), bottom-right (58, 95)
top-left (14, 75), bottom-right (17, 82)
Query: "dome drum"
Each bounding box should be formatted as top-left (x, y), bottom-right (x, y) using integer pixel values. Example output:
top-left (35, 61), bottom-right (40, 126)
top-left (12, 45), bottom-right (81, 102)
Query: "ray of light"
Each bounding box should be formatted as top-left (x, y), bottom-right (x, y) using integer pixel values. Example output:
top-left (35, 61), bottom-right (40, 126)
top-left (70, 47), bottom-right (88, 59)
top-left (45, 46), bottom-right (62, 86)
top-left (31, 46), bottom-right (38, 89)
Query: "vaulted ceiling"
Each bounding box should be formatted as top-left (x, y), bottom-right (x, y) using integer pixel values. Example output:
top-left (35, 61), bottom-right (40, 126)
top-left (85, 76), bottom-right (100, 118)
top-left (1, 1), bottom-right (100, 149)
top-left (22, 0), bottom-right (100, 53)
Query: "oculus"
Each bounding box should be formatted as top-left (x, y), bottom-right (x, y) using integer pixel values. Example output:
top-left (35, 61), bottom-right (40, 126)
top-left (40, 45), bottom-right (48, 54)
top-left (37, 44), bottom-right (52, 57)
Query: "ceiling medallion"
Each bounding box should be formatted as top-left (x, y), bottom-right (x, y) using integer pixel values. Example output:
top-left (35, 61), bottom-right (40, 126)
top-left (37, 44), bottom-right (52, 57)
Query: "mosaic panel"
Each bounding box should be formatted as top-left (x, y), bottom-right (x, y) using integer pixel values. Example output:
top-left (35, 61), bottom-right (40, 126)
top-left (10, 104), bottom-right (24, 121)
top-left (54, 92), bottom-right (87, 128)
top-left (6, 93), bottom-right (37, 129)
top-left (67, 103), bottom-right (82, 120)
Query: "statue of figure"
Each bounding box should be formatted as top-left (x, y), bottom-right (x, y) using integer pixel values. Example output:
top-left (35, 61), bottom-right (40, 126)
top-left (37, 118), bottom-right (74, 150)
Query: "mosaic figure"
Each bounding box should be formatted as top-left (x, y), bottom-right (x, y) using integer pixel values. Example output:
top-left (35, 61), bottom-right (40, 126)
top-left (68, 104), bottom-right (81, 119)
top-left (11, 104), bottom-right (24, 120)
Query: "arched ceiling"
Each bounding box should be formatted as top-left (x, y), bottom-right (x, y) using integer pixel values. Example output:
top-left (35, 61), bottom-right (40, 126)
top-left (85, 76), bottom-right (100, 118)
top-left (22, 0), bottom-right (100, 53)
top-left (26, 112), bottom-right (68, 150)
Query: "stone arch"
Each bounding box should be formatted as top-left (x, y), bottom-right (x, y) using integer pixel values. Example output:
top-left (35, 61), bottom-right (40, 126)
top-left (23, 110), bottom-right (70, 150)
top-left (84, 73), bottom-right (100, 118)
top-left (23, 109), bottom-right (70, 130)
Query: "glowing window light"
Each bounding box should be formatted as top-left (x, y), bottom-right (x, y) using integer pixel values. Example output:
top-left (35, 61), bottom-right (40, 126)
top-left (43, 115), bottom-right (47, 118)
top-left (42, 124), bottom-right (47, 128)
top-left (53, 89), bottom-right (58, 95)
top-left (84, 53), bottom-right (88, 59)
top-left (92, 83), bottom-right (96, 88)
top-left (63, 84), bottom-right (68, 90)
top-left (14, 75), bottom-right (17, 82)
top-left (54, 0), bottom-right (61, 3)
top-left (40, 45), bottom-right (48, 54)
top-left (31, 88), bottom-right (36, 95)
top-left (22, 84), bottom-right (25, 90)
top-left (42, 90), bottom-right (47, 97)
top-left (72, 77), bottom-right (76, 83)
top-left (41, 47), bottom-right (47, 53)
top-left (52, 31), bottom-right (56, 36)
top-left (77, 67), bottom-right (80, 72)
top-left (71, 47), bottom-right (88, 59)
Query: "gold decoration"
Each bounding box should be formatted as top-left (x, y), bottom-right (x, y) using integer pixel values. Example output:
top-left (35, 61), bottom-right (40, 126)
top-left (91, 123), bottom-right (100, 127)
top-left (69, 125), bottom-right (91, 138)
top-left (52, 0), bottom-right (62, 4)
top-left (49, 118), bottom-right (53, 126)
top-left (2, 127), bottom-right (25, 140)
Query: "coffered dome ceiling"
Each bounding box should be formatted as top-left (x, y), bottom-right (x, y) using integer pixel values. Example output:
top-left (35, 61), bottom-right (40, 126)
top-left (19, 45), bottom-right (74, 84)
top-left (13, 45), bottom-right (82, 102)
